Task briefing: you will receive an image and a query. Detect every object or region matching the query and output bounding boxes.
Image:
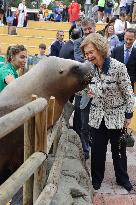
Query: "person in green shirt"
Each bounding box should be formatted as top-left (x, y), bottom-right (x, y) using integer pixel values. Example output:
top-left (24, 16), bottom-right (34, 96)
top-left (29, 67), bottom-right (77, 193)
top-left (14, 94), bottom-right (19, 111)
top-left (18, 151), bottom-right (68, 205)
top-left (0, 55), bottom-right (5, 68)
top-left (0, 45), bottom-right (27, 92)
top-left (97, 0), bottom-right (105, 22)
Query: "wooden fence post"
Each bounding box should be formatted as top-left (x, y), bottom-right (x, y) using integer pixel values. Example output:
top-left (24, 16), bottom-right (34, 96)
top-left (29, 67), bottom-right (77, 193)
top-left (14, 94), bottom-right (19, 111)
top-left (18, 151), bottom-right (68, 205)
top-left (33, 105), bottom-right (48, 202)
top-left (47, 96), bottom-right (55, 127)
top-left (34, 129), bottom-right (66, 205)
top-left (23, 95), bottom-right (37, 205)
top-left (47, 96), bottom-right (59, 154)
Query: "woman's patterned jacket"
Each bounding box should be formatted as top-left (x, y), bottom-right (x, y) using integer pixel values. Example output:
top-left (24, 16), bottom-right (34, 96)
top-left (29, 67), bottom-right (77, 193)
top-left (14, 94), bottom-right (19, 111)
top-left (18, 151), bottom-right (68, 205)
top-left (86, 57), bottom-right (135, 129)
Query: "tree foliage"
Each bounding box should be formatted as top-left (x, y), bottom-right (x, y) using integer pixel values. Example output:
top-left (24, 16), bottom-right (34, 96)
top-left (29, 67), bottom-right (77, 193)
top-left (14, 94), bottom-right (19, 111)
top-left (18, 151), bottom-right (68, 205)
top-left (5, 0), bottom-right (40, 8)
top-left (5, 0), bottom-right (85, 9)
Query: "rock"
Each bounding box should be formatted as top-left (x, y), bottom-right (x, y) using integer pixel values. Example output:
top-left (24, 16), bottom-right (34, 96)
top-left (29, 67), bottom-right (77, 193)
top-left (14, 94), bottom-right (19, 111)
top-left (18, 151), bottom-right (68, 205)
top-left (49, 128), bottom-right (93, 205)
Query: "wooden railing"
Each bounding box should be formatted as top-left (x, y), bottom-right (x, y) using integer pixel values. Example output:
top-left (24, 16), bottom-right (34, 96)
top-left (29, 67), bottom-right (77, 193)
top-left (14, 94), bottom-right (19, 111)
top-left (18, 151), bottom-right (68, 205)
top-left (0, 96), bottom-right (62, 205)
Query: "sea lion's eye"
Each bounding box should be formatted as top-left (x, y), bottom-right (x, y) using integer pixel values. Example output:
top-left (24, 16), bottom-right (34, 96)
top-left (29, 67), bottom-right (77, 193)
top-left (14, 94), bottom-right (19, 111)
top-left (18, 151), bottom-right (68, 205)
top-left (74, 65), bottom-right (79, 70)
top-left (59, 69), bottom-right (64, 74)
top-left (72, 65), bottom-right (80, 73)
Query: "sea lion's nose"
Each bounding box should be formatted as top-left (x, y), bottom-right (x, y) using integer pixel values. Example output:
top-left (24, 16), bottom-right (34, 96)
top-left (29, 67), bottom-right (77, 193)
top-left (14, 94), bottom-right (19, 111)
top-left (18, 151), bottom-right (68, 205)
top-left (59, 69), bottom-right (64, 74)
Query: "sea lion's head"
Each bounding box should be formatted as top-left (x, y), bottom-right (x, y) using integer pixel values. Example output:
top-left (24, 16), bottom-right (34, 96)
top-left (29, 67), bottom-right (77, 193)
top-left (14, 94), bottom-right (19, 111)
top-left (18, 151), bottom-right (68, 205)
top-left (70, 60), bottom-right (94, 88)
top-left (45, 57), bottom-right (94, 99)
top-left (0, 57), bottom-right (94, 117)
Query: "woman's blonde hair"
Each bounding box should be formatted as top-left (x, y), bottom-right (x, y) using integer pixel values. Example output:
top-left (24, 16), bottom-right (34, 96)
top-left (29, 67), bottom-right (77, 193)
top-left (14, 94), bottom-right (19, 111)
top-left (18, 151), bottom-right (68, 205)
top-left (104, 22), bottom-right (114, 38)
top-left (80, 33), bottom-right (109, 59)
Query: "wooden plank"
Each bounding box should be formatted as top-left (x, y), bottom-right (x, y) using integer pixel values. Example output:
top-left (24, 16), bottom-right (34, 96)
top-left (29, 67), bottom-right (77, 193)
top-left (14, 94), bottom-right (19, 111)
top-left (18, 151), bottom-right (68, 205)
top-left (128, 97), bottom-right (136, 132)
top-left (27, 20), bottom-right (71, 30)
top-left (47, 96), bottom-right (55, 127)
top-left (0, 152), bottom-right (47, 205)
top-left (23, 119), bottom-right (35, 205)
top-left (0, 44), bottom-right (40, 55)
top-left (17, 28), bottom-right (69, 38)
top-left (33, 106), bottom-right (48, 202)
top-left (34, 125), bottom-right (65, 205)
top-left (23, 95), bottom-right (37, 205)
top-left (0, 98), bottom-right (47, 140)
top-left (27, 20), bottom-right (106, 31)
top-left (0, 26), bottom-right (8, 34)
top-left (47, 117), bottom-right (62, 154)
top-left (134, 82), bottom-right (136, 94)
top-left (129, 107), bottom-right (136, 132)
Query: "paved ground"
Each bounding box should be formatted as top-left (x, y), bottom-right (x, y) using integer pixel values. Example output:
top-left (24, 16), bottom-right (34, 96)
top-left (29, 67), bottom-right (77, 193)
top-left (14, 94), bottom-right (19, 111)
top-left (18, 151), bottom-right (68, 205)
top-left (89, 141), bottom-right (136, 205)
top-left (70, 110), bottom-right (136, 204)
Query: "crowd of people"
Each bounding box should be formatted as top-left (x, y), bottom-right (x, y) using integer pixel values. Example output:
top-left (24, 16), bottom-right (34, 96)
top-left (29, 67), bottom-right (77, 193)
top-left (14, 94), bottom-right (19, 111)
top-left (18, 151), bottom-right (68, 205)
top-left (32, 0), bottom-right (81, 23)
top-left (34, 0), bottom-right (136, 24)
top-left (0, 0), bottom-right (136, 26)
top-left (0, 0), bottom-right (136, 196)
top-left (29, 0), bottom-right (136, 24)
top-left (0, 0), bottom-right (81, 27)
top-left (0, 0), bottom-right (27, 27)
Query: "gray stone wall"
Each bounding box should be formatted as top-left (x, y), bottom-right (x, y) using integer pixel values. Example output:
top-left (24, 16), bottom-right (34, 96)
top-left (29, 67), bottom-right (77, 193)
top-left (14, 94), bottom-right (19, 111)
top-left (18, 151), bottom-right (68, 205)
top-left (50, 128), bottom-right (93, 205)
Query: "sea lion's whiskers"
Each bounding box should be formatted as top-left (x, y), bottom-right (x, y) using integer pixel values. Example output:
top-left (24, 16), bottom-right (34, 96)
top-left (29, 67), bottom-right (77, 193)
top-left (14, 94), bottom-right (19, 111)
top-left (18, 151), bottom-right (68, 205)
top-left (82, 72), bottom-right (93, 84)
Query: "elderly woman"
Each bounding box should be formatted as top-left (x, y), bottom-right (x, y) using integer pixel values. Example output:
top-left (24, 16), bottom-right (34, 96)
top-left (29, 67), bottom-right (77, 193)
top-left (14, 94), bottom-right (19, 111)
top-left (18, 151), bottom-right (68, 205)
top-left (0, 45), bottom-right (27, 92)
top-left (80, 33), bottom-right (134, 191)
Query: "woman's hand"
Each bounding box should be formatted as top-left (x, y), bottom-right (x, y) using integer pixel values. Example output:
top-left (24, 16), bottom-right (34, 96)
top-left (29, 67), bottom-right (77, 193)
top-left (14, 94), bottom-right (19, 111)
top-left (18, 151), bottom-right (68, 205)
top-left (5, 74), bottom-right (15, 85)
top-left (123, 118), bottom-right (131, 128)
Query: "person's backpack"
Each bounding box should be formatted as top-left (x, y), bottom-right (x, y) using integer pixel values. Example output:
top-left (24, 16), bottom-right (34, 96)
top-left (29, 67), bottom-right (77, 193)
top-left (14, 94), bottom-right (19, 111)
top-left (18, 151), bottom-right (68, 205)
top-left (107, 0), bottom-right (114, 7)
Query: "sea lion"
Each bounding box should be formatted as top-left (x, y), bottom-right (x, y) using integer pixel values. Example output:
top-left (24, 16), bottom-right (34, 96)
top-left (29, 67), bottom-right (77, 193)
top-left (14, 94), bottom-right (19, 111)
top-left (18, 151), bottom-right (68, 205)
top-left (0, 56), bottom-right (93, 124)
top-left (0, 56), bottom-right (93, 183)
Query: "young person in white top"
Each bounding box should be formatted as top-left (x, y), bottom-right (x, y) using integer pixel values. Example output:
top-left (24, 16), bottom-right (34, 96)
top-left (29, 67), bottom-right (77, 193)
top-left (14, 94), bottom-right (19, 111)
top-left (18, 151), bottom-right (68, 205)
top-left (17, 0), bottom-right (27, 27)
top-left (114, 12), bottom-right (130, 35)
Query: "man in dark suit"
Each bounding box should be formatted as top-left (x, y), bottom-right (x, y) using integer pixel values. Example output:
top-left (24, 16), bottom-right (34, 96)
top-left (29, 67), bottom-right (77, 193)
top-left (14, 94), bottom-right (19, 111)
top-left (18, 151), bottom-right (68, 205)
top-left (111, 28), bottom-right (136, 91)
top-left (69, 17), bottom-right (83, 39)
top-left (73, 18), bottom-right (96, 160)
top-left (50, 30), bottom-right (64, 57)
top-left (59, 28), bottom-right (81, 60)
top-left (74, 18), bottom-right (96, 62)
top-left (59, 28), bottom-right (81, 123)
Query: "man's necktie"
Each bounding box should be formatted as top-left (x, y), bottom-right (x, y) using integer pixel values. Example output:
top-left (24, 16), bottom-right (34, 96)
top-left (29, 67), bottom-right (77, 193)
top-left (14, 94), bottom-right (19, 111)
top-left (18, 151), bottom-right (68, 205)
top-left (124, 48), bottom-right (129, 65)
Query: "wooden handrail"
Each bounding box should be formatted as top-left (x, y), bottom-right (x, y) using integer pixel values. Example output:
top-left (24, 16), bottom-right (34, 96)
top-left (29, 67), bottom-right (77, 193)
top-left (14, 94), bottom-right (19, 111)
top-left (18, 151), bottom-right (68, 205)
top-left (0, 95), bottom-right (61, 205)
top-left (0, 152), bottom-right (48, 205)
top-left (0, 98), bottom-right (47, 140)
